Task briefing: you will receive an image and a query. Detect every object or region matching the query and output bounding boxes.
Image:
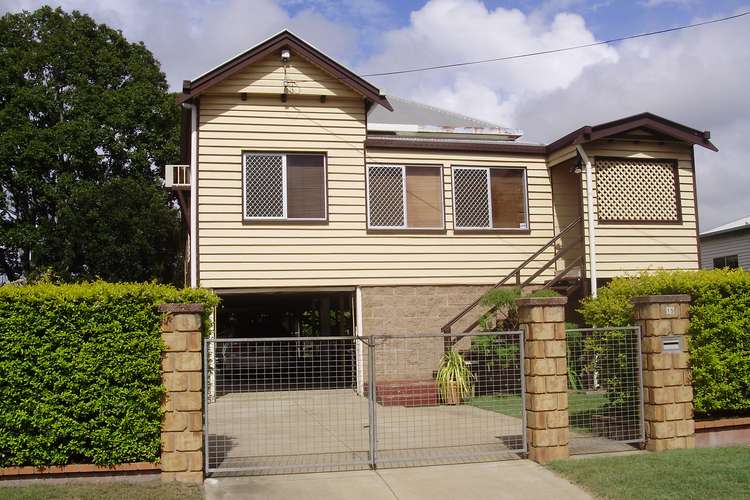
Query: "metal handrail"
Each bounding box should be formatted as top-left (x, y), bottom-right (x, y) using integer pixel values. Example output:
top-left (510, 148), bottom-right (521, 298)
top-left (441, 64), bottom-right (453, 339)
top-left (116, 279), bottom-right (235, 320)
top-left (441, 216), bottom-right (583, 333)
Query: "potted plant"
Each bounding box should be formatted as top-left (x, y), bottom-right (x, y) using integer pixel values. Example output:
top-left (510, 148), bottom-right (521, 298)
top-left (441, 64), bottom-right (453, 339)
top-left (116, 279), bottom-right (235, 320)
top-left (435, 350), bottom-right (475, 405)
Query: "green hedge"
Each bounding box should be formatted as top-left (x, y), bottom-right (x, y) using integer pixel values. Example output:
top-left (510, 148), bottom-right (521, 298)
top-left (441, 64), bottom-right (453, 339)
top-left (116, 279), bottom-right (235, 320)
top-left (0, 282), bottom-right (218, 467)
top-left (579, 269), bottom-right (750, 417)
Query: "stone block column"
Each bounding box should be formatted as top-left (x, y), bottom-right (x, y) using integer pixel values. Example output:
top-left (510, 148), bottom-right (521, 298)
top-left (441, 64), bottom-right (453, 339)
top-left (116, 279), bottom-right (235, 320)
top-left (517, 296), bottom-right (569, 463)
top-left (632, 295), bottom-right (694, 451)
top-left (158, 303), bottom-right (204, 483)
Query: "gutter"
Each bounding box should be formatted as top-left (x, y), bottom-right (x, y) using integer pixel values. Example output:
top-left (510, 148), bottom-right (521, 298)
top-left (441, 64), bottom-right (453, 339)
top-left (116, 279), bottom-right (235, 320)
top-left (576, 145), bottom-right (598, 298)
top-left (182, 102), bottom-right (198, 289)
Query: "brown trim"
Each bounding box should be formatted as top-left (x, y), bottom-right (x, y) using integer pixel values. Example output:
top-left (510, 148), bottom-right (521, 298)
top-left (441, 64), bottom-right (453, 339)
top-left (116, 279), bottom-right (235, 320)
top-left (631, 294), bottom-right (691, 304)
top-left (0, 462), bottom-right (160, 477)
top-left (546, 113), bottom-right (718, 154)
top-left (158, 303), bottom-right (205, 313)
top-left (450, 165), bottom-right (532, 233)
top-left (516, 296), bottom-right (568, 307)
top-left (691, 145), bottom-right (702, 267)
top-left (364, 162), bottom-right (447, 231)
top-left (453, 229), bottom-right (532, 236)
top-left (179, 31), bottom-right (391, 111)
top-left (366, 137), bottom-right (546, 155)
top-left (195, 99), bottom-right (201, 288)
top-left (240, 150), bottom-right (329, 224)
top-left (594, 157), bottom-right (683, 226)
top-left (695, 417), bottom-right (750, 430)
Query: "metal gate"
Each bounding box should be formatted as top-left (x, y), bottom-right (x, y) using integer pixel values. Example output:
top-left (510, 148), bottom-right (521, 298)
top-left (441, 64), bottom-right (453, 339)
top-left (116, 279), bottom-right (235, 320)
top-left (204, 331), bottom-right (526, 475)
top-left (565, 327), bottom-right (645, 454)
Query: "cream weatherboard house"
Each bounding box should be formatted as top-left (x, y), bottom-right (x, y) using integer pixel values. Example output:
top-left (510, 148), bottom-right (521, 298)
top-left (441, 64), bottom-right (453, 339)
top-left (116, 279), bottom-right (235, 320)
top-left (168, 31), bottom-right (717, 342)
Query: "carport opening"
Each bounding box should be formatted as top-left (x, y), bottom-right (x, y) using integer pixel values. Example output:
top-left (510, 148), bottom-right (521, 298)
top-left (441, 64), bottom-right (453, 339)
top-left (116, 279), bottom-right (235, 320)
top-left (214, 291), bottom-right (356, 392)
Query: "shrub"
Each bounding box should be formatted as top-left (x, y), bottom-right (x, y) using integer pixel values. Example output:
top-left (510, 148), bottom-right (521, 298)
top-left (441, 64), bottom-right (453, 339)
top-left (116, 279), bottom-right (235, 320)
top-left (0, 281), bottom-right (218, 466)
top-left (579, 269), bottom-right (750, 417)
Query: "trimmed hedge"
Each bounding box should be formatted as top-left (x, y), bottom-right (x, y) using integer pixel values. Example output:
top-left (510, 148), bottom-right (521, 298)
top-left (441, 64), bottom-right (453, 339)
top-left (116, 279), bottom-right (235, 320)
top-left (579, 269), bottom-right (750, 417)
top-left (0, 282), bottom-right (218, 467)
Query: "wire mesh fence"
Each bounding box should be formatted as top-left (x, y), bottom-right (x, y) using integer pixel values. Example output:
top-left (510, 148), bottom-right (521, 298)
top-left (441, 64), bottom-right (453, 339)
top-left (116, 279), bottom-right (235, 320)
top-left (204, 332), bottom-right (526, 475)
top-left (565, 327), bottom-right (644, 454)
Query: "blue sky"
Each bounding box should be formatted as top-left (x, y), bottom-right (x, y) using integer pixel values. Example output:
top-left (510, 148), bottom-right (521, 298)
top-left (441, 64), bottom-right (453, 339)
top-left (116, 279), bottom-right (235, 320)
top-left (2, 0), bottom-right (750, 229)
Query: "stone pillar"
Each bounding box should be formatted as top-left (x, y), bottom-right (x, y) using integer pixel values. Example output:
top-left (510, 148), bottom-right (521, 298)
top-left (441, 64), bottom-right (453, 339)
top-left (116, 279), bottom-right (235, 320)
top-left (517, 296), bottom-right (569, 463)
top-left (158, 304), bottom-right (204, 482)
top-left (632, 295), bottom-right (694, 451)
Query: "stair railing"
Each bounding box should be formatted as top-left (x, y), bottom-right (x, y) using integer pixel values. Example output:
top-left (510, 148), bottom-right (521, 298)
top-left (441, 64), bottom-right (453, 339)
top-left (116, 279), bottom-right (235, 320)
top-left (441, 216), bottom-right (583, 334)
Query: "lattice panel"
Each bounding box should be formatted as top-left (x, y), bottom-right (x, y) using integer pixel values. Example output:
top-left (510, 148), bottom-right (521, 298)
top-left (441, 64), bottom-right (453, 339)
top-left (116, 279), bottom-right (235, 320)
top-left (368, 165), bottom-right (405, 227)
top-left (245, 154), bottom-right (284, 218)
top-left (595, 158), bottom-right (679, 223)
top-left (453, 168), bottom-right (490, 228)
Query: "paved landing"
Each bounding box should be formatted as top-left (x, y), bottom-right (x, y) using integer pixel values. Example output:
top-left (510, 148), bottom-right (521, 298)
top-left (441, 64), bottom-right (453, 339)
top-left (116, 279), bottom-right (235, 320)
top-left (203, 460), bottom-right (593, 500)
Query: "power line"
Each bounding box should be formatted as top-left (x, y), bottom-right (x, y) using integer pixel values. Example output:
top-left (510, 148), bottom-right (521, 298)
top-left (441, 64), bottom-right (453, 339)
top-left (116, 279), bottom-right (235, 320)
top-left (360, 10), bottom-right (750, 78)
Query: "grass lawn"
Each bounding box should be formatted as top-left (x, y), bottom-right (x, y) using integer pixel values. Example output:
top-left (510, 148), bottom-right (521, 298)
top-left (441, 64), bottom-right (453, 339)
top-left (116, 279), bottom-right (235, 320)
top-left (468, 392), bottom-right (607, 420)
top-left (548, 446), bottom-right (750, 500)
top-left (0, 480), bottom-right (202, 500)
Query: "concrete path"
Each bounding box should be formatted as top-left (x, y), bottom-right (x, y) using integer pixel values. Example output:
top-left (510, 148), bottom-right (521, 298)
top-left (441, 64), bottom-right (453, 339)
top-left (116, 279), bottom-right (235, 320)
top-left (204, 460), bottom-right (592, 500)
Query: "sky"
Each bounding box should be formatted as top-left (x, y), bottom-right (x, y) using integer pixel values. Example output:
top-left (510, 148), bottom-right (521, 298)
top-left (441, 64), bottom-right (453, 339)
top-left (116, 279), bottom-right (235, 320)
top-left (2, 0), bottom-right (749, 231)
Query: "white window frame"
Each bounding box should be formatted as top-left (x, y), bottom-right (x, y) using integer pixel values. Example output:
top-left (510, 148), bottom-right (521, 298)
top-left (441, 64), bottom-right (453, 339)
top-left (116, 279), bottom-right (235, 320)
top-left (242, 151), bottom-right (327, 222)
top-left (366, 164), bottom-right (445, 230)
top-left (451, 166), bottom-right (529, 231)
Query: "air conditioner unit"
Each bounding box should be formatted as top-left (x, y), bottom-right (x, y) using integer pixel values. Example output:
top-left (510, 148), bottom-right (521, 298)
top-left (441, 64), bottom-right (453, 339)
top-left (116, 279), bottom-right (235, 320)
top-left (165, 164), bottom-right (191, 189)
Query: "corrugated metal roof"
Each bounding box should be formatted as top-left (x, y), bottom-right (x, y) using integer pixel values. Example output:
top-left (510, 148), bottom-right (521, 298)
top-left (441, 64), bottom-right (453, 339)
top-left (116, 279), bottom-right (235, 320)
top-left (700, 215), bottom-right (750, 238)
top-left (368, 96), bottom-right (522, 138)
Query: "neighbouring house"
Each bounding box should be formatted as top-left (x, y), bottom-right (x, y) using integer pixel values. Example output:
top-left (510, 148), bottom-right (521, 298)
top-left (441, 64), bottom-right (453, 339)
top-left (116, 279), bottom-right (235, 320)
top-left (167, 30), bottom-right (717, 388)
top-left (699, 216), bottom-right (750, 270)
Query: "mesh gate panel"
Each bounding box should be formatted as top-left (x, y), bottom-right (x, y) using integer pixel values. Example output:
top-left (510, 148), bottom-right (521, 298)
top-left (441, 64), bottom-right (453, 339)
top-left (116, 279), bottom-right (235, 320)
top-left (245, 154), bottom-right (284, 218)
top-left (204, 332), bottom-right (526, 475)
top-left (370, 332), bottom-right (525, 467)
top-left (566, 327), bottom-right (644, 455)
top-left (595, 158), bottom-right (680, 223)
top-left (368, 165), bottom-right (405, 227)
top-left (453, 168), bottom-right (490, 228)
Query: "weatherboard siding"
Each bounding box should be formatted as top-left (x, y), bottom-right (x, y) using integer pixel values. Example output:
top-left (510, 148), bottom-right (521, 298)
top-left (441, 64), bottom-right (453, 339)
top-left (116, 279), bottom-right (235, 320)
top-left (700, 231), bottom-right (750, 270)
top-left (580, 140), bottom-right (699, 278)
top-left (208, 53), bottom-right (358, 98)
top-left (196, 88), bottom-right (558, 288)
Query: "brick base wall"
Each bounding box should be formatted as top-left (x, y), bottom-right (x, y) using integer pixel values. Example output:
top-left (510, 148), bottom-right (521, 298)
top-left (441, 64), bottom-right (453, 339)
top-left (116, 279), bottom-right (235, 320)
top-left (360, 285), bottom-right (493, 382)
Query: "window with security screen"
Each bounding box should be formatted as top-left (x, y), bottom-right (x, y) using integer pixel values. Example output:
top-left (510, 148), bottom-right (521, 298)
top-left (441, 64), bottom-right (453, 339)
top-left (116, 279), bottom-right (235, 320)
top-left (367, 165), bottom-right (443, 229)
top-left (595, 158), bottom-right (681, 224)
top-left (243, 153), bottom-right (326, 221)
top-left (452, 166), bottom-right (528, 230)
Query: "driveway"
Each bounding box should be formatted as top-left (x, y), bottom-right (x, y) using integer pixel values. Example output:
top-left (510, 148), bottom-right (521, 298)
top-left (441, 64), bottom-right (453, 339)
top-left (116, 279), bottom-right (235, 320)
top-left (207, 389), bottom-right (523, 473)
top-left (204, 460), bottom-right (592, 500)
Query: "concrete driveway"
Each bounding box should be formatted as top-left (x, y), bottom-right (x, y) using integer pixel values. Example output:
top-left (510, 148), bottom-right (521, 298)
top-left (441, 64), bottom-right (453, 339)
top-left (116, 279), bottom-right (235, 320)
top-left (207, 389), bottom-right (524, 472)
top-left (203, 460), bottom-right (592, 500)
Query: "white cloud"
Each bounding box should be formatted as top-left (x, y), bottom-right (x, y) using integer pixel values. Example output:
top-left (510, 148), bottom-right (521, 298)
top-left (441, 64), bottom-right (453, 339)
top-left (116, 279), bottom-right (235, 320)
top-left (640, 0), bottom-right (696, 7)
top-left (2, 0), bottom-right (747, 229)
top-left (513, 10), bottom-right (750, 229)
top-left (1, 0), bottom-right (361, 89)
top-left (359, 0), bottom-right (617, 126)
top-left (359, 1), bottom-right (749, 229)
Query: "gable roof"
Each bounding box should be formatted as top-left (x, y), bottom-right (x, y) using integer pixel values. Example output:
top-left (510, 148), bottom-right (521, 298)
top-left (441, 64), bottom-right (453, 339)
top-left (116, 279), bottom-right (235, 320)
top-left (367, 96), bottom-right (522, 139)
top-left (546, 112), bottom-right (718, 153)
top-left (700, 215), bottom-right (750, 239)
top-left (179, 30), bottom-right (392, 110)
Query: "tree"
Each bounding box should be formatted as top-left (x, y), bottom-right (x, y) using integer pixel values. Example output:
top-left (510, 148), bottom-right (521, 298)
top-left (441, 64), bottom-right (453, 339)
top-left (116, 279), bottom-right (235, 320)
top-left (0, 6), bottom-right (181, 283)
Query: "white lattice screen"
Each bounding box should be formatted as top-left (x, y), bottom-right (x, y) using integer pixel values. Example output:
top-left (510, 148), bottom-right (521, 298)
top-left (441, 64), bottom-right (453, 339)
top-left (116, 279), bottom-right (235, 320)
top-left (368, 165), bottom-right (405, 227)
top-left (245, 154), bottom-right (284, 218)
top-left (453, 168), bottom-right (490, 229)
top-left (595, 158), bottom-right (680, 223)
